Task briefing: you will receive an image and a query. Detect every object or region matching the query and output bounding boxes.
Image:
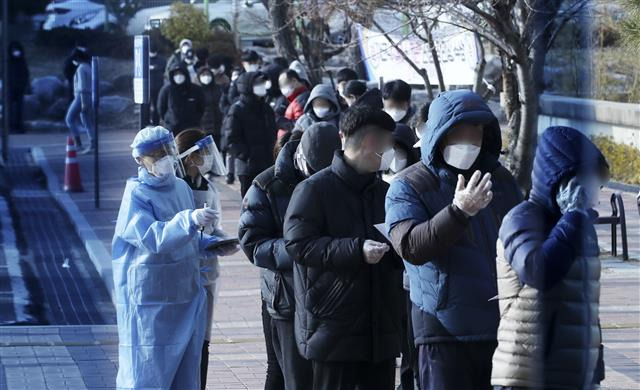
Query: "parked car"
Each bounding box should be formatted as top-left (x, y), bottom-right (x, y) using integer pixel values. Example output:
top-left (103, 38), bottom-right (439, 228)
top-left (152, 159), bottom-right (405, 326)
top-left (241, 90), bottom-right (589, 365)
top-left (42, 0), bottom-right (118, 31)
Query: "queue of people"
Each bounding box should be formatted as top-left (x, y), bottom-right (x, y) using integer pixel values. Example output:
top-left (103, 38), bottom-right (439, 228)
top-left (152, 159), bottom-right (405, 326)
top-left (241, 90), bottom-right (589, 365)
top-left (112, 36), bottom-right (608, 390)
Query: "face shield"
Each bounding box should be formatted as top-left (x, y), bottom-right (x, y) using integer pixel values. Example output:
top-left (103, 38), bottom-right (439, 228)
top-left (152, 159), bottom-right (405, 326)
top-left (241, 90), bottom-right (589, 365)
top-left (178, 135), bottom-right (227, 176)
top-left (132, 132), bottom-right (185, 178)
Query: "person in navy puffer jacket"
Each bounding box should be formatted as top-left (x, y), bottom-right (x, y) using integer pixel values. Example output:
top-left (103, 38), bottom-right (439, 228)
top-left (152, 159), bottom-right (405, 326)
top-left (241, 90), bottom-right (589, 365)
top-left (491, 126), bottom-right (608, 389)
top-left (385, 89), bottom-right (522, 389)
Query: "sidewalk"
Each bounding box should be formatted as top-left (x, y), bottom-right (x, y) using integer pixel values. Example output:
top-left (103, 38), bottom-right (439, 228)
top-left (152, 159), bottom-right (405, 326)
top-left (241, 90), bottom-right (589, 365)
top-left (0, 129), bottom-right (638, 389)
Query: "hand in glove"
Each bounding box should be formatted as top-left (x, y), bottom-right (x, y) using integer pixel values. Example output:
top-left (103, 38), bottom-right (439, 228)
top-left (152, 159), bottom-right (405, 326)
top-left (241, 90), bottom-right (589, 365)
top-left (191, 207), bottom-right (218, 227)
top-left (453, 170), bottom-right (493, 217)
top-left (363, 239), bottom-right (389, 264)
top-left (556, 176), bottom-right (591, 215)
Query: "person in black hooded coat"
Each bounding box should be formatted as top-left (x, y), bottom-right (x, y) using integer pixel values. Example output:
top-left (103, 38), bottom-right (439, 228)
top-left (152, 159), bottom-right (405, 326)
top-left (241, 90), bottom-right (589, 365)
top-left (157, 65), bottom-right (205, 135)
top-left (221, 71), bottom-right (277, 197)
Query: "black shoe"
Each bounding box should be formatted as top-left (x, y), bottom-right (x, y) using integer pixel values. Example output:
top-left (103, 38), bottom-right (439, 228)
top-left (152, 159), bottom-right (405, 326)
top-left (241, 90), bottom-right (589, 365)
top-left (226, 175), bottom-right (235, 185)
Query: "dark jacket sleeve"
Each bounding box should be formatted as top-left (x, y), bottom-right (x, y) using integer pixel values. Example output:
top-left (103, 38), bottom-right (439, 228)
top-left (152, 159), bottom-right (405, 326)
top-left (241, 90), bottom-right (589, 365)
top-left (194, 86), bottom-right (205, 122)
top-left (386, 178), bottom-right (469, 265)
top-left (222, 103), bottom-right (248, 160)
top-left (284, 180), bottom-right (364, 269)
top-left (157, 85), bottom-right (169, 120)
top-left (238, 185), bottom-right (293, 270)
top-left (501, 208), bottom-right (591, 291)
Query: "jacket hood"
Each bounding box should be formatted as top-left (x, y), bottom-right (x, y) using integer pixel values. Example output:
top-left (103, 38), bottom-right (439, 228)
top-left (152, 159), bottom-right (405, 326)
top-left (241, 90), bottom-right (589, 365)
top-left (274, 139), bottom-right (301, 185)
top-left (530, 126), bottom-right (608, 212)
top-left (168, 65), bottom-right (190, 86)
top-left (236, 71), bottom-right (267, 97)
top-left (420, 89), bottom-right (501, 173)
top-left (304, 84), bottom-right (340, 117)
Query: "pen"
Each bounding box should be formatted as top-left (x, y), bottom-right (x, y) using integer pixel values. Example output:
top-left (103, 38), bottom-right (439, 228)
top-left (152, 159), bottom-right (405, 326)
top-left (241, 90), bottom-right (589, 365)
top-left (201, 202), bottom-right (207, 240)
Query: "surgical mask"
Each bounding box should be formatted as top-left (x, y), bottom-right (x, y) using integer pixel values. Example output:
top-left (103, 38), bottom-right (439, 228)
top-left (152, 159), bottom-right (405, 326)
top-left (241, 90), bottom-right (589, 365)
top-left (198, 154), bottom-right (214, 176)
top-left (389, 156), bottom-right (407, 173)
top-left (152, 156), bottom-right (176, 177)
top-left (231, 72), bottom-right (240, 81)
top-left (253, 83), bottom-right (267, 97)
top-left (181, 45), bottom-right (190, 55)
top-left (12, 50), bottom-right (21, 57)
top-left (213, 65), bottom-right (225, 75)
top-left (173, 74), bottom-right (186, 85)
top-left (245, 63), bottom-right (259, 72)
top-left (386, 108), bottom-right (407, 122)
top-left (313, 106), bottom-right (331, 118)
top-left (72, 60), bottom-right (79, 66)
top-left (442, 144), bottom-right (481, 170)
top-left (281, 85), bottom-right (294, 97)
top-left (199, 74), bottom-right (213, 85)
top-left (376, 148), bottom-right (395, 172)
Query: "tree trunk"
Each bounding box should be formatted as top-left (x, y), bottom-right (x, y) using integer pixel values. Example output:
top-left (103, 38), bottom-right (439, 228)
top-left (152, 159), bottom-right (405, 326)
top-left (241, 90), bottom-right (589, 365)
top-left (423, 21), bottom-right (445, 93)
top-left (298, 17), bottom-right (325, 85)
top-left (267, 0), bottom-right (298, 61)
top-left (473, 32), bottom-right (486, 94)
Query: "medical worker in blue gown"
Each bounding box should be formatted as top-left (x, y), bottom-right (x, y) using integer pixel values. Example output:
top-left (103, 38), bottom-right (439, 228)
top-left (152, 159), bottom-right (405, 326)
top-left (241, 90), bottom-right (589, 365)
top-left (112, 126), bottom-right (227, 390)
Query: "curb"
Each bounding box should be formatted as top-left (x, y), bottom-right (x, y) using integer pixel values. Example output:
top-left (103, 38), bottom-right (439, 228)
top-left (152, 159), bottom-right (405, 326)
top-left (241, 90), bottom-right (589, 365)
top-left (30, 147), bottom-right (115, 305)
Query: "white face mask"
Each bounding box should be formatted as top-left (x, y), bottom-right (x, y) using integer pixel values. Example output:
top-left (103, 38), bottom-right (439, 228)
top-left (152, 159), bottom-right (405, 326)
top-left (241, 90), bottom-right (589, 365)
top-left (213, 65), bottom-right (225, 75)
top-left (231, 72), bottom-right (240, 82)
top-left (198, 154), bottom-right (214, 176)
top-left (389, 156), bottom-right (407, 173)
top-left (313, 106), bottom-right (331, 118)
top-left (199, 74), bottom-right (213, 85)
top-left (253, 83), bottom-right (267, 97)
top-left (152, 156), bottom-right (176, 177)
top-left (173, 74), bottom-right (186, 85)
top-left (376, 148), bottom-right (395, 172)
top-left (72, 60), bottom-right (79, 66)
top-left (280, 85), bottom-right (293, 97)
top-left (442, 144), bottom-right (481, 170)
top-left (12, 50), bottom-right (21, 57)
top-left (180, 45), bottom-right (190, 55)
top-left (245, 63), bottom-right (259, 72)
top-left (385, 108), bottom-right (407, 122)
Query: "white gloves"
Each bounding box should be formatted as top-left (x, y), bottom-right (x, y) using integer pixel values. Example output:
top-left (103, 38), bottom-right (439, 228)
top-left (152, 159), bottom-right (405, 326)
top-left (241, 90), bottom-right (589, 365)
top-left (453, 170), bottom-right (493, 217)
top-left (191, 207), bottom-right (218, 227)
top-left (363, 239), bottom-right (389, 264)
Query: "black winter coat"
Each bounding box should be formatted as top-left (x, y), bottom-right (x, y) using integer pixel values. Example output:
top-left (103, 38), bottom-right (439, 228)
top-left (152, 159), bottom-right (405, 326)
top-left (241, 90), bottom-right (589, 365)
top-left (157, 68), bottom-right (205, 135)
top-left (238, 141), bottom-right (302, 320)
top-left (283, 151), bottom-right (404, 362)
top-left (221, 71), bottom-right (277, 177)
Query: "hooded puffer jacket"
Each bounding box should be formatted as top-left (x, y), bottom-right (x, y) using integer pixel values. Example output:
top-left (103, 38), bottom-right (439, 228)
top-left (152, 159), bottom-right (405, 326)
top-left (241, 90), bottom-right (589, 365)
top-left (385, 89), bottom-right (522, 344)
top-left (157, 66), bottom-right (205, 134)
top-left (491, 126), bottom-right (606, 388)
top-left (221, 71), bottom-right (277, 177)
top-left (293, 84), bottom-right (340, 133)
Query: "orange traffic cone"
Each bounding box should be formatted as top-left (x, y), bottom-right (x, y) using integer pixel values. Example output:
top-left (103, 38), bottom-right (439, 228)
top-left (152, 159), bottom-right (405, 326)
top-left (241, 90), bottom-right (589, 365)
top-left (63, 136), bottom-right (83, 192)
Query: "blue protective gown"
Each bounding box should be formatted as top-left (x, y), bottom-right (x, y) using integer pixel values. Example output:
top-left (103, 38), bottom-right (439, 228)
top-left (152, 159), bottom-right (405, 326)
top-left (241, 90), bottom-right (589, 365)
top-left (112, 167), bottom-right (207, 390)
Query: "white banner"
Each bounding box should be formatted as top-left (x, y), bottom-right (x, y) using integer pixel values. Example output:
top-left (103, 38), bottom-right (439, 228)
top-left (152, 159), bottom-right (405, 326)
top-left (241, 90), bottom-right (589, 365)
top-left (359, 24), bottom-right (480, 86)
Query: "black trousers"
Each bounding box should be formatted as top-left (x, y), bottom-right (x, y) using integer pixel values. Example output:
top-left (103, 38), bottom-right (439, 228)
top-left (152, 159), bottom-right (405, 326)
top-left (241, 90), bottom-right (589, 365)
top-left (271, 318), bottom-right (313, 390)
top-left (418, 341), bottom-right (497, 390)
top-left (312, 359), bottom-right (396, 390)
top-left (262, 300), bottom-right (284, 390)
top-left (239, 174), bottom-right (255, 198)
top-left (200, 340), bottom-right (209, 390)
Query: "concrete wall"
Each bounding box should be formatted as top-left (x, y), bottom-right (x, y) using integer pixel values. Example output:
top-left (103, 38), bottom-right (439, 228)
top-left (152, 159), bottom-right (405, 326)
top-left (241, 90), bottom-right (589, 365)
top-left (539, 94), bottom-right (640, 148)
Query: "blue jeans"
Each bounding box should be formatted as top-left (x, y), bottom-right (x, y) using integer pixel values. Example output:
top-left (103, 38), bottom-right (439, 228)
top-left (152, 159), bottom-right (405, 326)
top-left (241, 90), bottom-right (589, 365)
top-left (66, 92), bottom-right (93, 140)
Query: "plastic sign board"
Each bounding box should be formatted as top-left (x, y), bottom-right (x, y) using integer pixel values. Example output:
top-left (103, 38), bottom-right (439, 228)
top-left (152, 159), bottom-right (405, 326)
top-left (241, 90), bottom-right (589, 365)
top-left (133, 35), bottom-right (150, 104)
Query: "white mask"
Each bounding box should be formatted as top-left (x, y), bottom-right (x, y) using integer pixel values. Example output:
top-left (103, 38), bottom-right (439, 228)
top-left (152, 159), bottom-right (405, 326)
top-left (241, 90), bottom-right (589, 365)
top-left (198, 154), bottom-right (214, 176)
top-left (173, 74), bottom-right (186, 85)
top-left (12, 50), bottom-right (21, 57)
top-left (313, 107), bottom-right (331, 118)
top-left (213, 65), bottom-right (225, 75)
top-left (385, 108), bottom-right (407, 122)
top-left (442, 144), bottom-right (481, 170)
top-left (181, 45), bottom-right (190, 55)
top-left (231, 73), bottom-right (240, 82)
top-left (389, 156), bottom-right (407, 173)
top-left (245, 63), bottom-right (259, 72)
top-left (253, 84), bottom-right (267, 97)
top-left (199, 74), bottom-right (213, 85)
top-left (281, 85), bottom-right (293, 97)
top-left (377, 148), bottom-right (395, 172)
top-left (152, 156), bottom-right (176, 177)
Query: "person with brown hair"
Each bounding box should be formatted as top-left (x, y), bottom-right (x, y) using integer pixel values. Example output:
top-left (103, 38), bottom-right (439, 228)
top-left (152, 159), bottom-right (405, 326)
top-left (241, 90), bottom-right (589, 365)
top-left (175, 127), bottom-right (239, 390)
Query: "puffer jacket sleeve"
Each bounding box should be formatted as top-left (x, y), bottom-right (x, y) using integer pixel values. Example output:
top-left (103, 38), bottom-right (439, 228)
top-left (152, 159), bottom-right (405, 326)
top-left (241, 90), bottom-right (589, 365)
top-left (238, 185), bottom-right (293, 270)
top-left (385, 178), bottom-right (469, 265)
top-left (284, 179), bottom-right (364, 269)
top-left (157, 84), bottom-right (169, 120)
top-left (500, 207), bottom-right (591, 291)
top-left (119, 190), bottom-right (197, 255)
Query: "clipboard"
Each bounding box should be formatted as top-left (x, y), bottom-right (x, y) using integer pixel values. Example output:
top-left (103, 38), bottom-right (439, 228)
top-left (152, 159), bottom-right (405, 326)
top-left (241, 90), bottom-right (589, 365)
top-left (206, 237), bottom-right (239, 251)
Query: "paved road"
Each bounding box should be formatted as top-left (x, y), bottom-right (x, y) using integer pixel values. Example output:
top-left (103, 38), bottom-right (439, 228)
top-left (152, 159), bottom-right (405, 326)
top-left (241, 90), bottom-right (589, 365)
top-left (0, 129), bottom-right (637, 389)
